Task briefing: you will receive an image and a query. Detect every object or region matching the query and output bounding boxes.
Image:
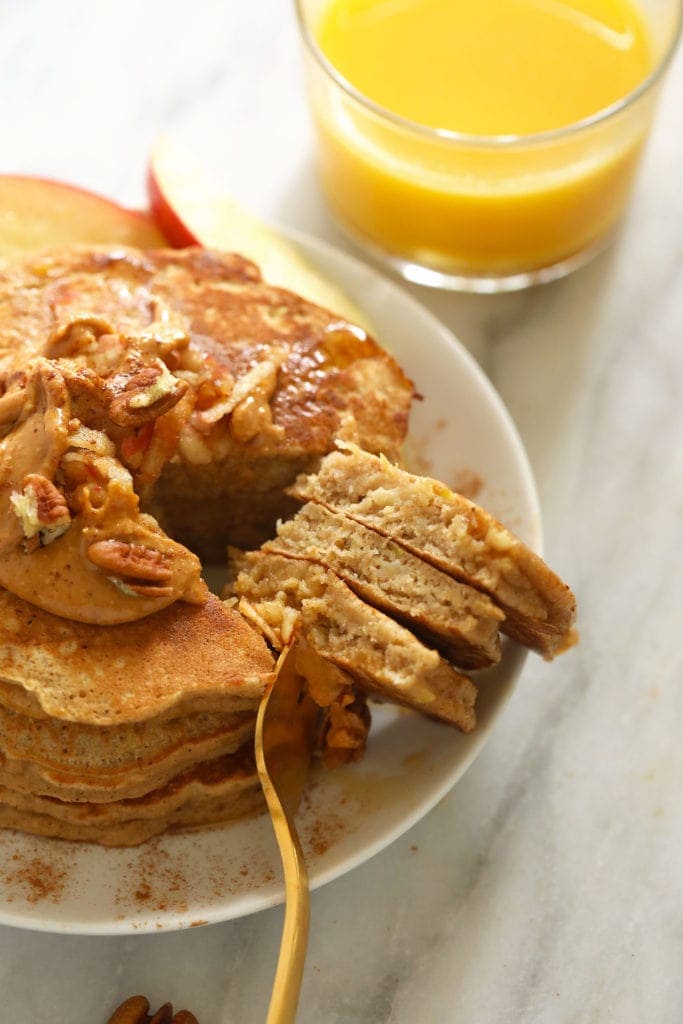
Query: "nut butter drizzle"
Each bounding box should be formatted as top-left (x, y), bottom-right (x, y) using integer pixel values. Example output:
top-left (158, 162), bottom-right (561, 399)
top-left (0, 300), bottom-right (215, 624)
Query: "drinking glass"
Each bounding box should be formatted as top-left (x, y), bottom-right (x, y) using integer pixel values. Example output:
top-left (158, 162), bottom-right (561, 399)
top-left (295, 0), bottom-right (682, 292)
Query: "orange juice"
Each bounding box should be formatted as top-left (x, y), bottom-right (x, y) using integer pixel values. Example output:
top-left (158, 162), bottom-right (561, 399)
top-left (305, 0), bottom-right (656, 285)
top-left (319, 0), bottom-right (651, 135)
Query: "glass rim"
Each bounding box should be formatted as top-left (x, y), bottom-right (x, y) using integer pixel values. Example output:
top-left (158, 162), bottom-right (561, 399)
top-left (294, 0), bottom-right (683, 148)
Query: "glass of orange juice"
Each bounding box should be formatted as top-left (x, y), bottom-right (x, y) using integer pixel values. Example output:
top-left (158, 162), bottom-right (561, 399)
top-left (295, 0), bottom-right (681, 292)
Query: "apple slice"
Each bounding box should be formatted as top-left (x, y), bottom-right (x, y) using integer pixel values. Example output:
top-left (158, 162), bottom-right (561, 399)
top-left (148, 137), bottom-right (371, 329)
top-left (0, 175), bottom-right (166, 262)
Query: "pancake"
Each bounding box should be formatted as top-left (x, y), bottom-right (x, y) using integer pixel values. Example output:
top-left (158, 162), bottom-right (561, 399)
top-left (289, 443), bottom-right (576, 658)
top-left (0, 589), bottom-right (274, 726)
top-left (0, 245), bottom-right (417, 848)
top-left (233, 551), bottom-right (477, 732)
top-left (0, 244), bottom-right (415, 848)
top-left (0, 708), bottom-right (255, 802)
top-left (263, 501), bottom-right (504, 669)
top-left (0, 746), bottom-right (260, 827)
top-left (0, 246), bottom-right (413, 559)
top-left (0, 748), bottom-right (264, 846)
top-left (0, 789), bottom-right (264, 846)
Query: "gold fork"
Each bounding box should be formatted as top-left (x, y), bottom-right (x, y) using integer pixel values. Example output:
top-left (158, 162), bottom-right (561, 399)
top-left (255, 640), bottom-right (319, 1024)
top-left (106, 643), bottom-right (317, 1024)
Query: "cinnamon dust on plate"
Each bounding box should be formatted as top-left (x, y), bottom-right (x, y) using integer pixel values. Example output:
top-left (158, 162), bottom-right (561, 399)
top-left (0, 783), bottom-right (354, 919)
top-left (116, 839), bottom-right (190, 915)
top-left (2, 851), bottom-right (69, 904)
top-left (299, 793), bottom-right (348, 858)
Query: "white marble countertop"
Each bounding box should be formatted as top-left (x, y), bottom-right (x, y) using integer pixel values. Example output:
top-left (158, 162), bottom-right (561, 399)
top-left (0, 2), bottom-right (682, 1021)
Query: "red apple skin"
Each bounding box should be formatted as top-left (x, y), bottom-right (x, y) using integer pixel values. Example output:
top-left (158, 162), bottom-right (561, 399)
top-left (147, 168), bottom-right (196, 248)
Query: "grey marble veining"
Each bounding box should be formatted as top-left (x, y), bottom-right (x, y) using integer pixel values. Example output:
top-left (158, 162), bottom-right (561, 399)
top-left (0, 1), bottom-right (681, 1021)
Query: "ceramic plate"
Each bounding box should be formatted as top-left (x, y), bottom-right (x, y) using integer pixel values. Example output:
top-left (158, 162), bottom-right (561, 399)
top-left (0, 230), bottom-right (541, 934)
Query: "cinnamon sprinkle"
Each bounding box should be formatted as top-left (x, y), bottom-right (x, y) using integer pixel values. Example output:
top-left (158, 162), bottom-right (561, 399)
top-left (116, 840), bottom-right (189, 914)
top-left (3, 853), bottom-right (68, 904)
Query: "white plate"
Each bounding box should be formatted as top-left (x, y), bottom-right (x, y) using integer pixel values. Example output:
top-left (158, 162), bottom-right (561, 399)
top-left (0, 231), bottom-right (541, 934)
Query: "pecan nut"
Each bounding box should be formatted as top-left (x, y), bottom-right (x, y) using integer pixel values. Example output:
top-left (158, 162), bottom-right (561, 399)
top-left (86, 539), bottom-right (173, 598)
top-left (59, 365), bottom-right (111, 430)
top-left (105, 996), bottom-right (199, 1024)
top-left (107, 359), bottom-right (187, 427)
top-left (148, 1004), bottom-right (173, 1024)
top-left (106, 996), bottom-right (150, 1024)
top-left (22, 473), bottom-right (70, 524)
top-left (10, 474), bottom-right (71, 547)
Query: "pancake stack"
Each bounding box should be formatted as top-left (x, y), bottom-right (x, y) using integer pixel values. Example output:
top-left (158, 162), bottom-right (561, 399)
top-left (0, 243), bottom-right (576, 846)
top-left (0, 244), bottom-right (413, 845)
top-left (0, 591), bottom-right (273, 845)
top-left (232, 442), bottom-right (577, 755)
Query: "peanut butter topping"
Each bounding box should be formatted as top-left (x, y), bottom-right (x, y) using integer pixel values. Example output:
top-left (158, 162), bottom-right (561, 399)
top-left (0, 311), bottom-right (206, 624)
top-left (0, 359), bottom-right (71, 554)
top-left (0, 244), bottom-right (415, 624)
top-left (10, 473), bottom-right (71, 547)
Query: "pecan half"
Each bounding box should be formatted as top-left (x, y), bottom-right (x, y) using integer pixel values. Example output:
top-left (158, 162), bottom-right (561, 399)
top-left (87, 539), bottom-right (173, 598)
top-left (60, 365), bottom-right (111, 429)
top-left (22, 473), bottom-right (70, 524)
top-left (105, 995), bottom-right (198, 1024)
top-left (107, 358), bottom-right (187, 427)
top-left (148, 1004), bottom-right (173, 1024)
top-left (10, 473), bottom-right (71, 548)
top-left (106, 996), bottom-right (150, 1024)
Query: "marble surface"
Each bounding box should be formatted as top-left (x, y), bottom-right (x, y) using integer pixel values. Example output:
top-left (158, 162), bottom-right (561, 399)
top-left (0, 1), bottom-right (682, 1021)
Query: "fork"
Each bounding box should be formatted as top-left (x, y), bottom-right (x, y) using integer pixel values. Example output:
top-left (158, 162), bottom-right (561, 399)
top-left (255, 639), bottom-right (319, 1024)
top-left (106, 641), bottom-right (318, 1024)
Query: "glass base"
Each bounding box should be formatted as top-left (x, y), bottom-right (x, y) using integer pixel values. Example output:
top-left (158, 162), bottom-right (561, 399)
top-left (335, 222), bottom-right (617, 293)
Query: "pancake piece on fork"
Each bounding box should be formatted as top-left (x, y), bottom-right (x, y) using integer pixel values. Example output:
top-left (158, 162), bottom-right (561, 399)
top-left (288, 443), bottom-right (577, 658)
top-left (262, 501), bottom-right (505, 670)
top-left (233, 550), bottom-right (478, 733)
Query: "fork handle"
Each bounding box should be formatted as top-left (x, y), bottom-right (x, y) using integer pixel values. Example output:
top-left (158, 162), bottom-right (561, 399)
top-left (267, 823), bottom-right (310, 1024)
